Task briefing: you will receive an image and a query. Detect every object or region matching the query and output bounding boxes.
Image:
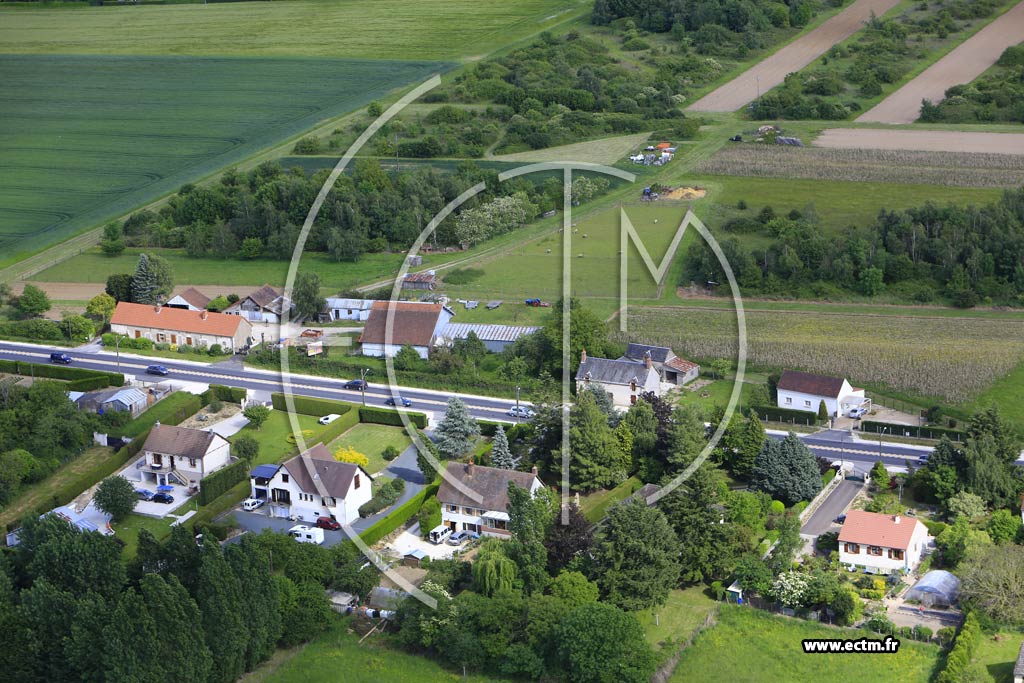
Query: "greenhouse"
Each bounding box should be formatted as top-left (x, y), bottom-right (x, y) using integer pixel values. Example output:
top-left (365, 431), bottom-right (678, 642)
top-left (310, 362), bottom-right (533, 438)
top-left (905, 570), bottom-right (960, 608)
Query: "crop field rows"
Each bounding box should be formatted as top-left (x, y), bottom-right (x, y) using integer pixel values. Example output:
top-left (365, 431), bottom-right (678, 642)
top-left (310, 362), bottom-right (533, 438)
top-left (0, 54), bottom-right (447, 267)
top-left (694, 143), bottom-right (1024, 187)
top-left (617, 306), bottom-right (1024, 402)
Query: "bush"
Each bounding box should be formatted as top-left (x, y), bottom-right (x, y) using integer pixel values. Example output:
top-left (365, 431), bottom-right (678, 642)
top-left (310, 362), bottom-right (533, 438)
top-left (201, 384), bottom-right (246, 404)
top-left (208, 343), bottom-right (224, 356)
top-left (209, 399), bottom-right (224, 413)
top-left (382, 445), bottom-right (400, 461)
top-left (357, 478), bottom-right (406, 517)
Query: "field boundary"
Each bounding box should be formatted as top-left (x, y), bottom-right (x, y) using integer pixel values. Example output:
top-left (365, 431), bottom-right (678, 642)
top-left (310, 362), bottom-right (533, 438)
top-left (814, 128), bottom-right (1024, 154)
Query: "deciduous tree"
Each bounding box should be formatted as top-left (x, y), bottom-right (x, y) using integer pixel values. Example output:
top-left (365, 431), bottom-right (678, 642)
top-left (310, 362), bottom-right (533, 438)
top-left (93, 475), bottom-right (137, 522)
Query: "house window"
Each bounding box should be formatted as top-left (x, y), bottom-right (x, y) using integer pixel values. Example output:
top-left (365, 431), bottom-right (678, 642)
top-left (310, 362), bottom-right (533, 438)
top-left (784, 397), bottom-right (792, 405)
top-left (152, 453), bottom-right (163, 466)
top-left (844, 543), bottom-right (860, 554)
top-left (889, 549), bottom-right (904, 560)
top-left (804, 400), bottom-right (811, 408)
top-left (189, 458), bottom-right (197, 468)
top-left (134, 330), bottom-right (141, 339)
top-left (491, 519), bottom-right (507, 531)
top-left (157, 333), bottom-right (166, 343)
top-left (186, 336), bottom-right (193, 346)
top-left (448, 505), bottom-right (458, 513)
top-left (354, 474), bottom-right (361, 489)
top-left (868, 546), bottom-right (883, 556)
top-left (630, 380), bottom-right (637, 392)
top-left (282, 474), bottom-right (289, 483)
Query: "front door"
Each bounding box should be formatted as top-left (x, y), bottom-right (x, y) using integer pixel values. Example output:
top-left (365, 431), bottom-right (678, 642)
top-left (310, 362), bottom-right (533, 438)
top-left (171, 334), bottom-right (177, 344)
top-left (186, 336), bottom-right (193, 345)
top-left (169, 455), bottom-right (175, 470)
top-left (134, 330), bottom-right (141, 339)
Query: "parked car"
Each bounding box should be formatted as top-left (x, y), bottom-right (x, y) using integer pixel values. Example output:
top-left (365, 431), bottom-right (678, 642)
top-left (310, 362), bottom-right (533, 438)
top-left (343, 379), bottom-right (368, 390)
top-left (507, 405), bottom-right (534, 418)
top-left (835, 513), bottom-right (847, 524)
top-left (146, 364), bottom-right (169, 376)
top-left (135, 488), bottom-right (155, 501)
top-left (242, 497), bottom-right (265, 511)
top-left (152, 492), bottom-right (175, 504)
top-left (446, 530), bottom-right (479, 546)
top-left (384, 396), bottom-right (412, 407)
top-left (848, 407), bottom-right (868, 419)
top-left (318, 413), bottom-right (342, 425)
top-left (49, 352), bottom-right (72, 364)
top-left (428, 524), bottom-right (453, 545)
top-left (315, 516), bottom-right (341, 531)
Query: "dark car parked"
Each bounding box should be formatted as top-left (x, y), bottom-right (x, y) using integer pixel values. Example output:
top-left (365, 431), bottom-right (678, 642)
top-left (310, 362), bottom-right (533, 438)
top-left (384, 396), bottom-right (412, 407)
top-left (152, 492), bottom-right (175, 504)
top-left (344, 379), bottom-right (368, 390)
top-left (146, 365), bottom-right (170, 376)
top-left (315, 516), bottom-right (341, 531)
top-left (49, 352), bottom-right (72, 364)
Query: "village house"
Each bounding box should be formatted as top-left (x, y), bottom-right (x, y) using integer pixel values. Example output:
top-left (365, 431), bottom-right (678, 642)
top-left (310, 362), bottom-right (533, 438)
top-left (438, 323), bottom-right (540, 354)
top-left (437, 461), bottom-right (544, 538)
top-left (776, 369), bottom-right (866, 418)
top-left (358, 301), bottom-right (454, 359)
top-left (223, 284), bottom-right (293, 324)
top-left (575, 348), bottom-right (661, 408)
top-left (110, 301), bottom-right (252, 351)
top-left (138, 423), bottom-right (232, 488)
top-left (838, 510), bottom-right (930, 575)
top-left (619, 343), bottom-right (700, 386)
top-left (248, 444), bottom-right (372, 525)
top-left (165, 286), bottom-right (211, 311)
top-left (324, 297), bottom-right (375, 322)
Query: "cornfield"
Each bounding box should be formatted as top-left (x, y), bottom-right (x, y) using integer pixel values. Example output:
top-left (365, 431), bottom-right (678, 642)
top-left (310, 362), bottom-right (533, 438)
top-left (617, 307), bottom-right (1024, 401)
top-left (695, 145), bottom-right (1024, 188)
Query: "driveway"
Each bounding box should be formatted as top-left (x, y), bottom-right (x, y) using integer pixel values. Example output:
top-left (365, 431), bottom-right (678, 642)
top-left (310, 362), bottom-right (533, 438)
top-left (207, 412), bottom-right (250, 439)
top-left (801, 479), bottom-right (863, 536)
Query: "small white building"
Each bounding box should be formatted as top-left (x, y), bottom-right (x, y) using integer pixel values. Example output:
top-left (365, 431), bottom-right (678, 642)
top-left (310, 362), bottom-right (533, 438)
top-left (249, 444), bottom-right (372, 525)
top-left (838, 510), bottom-right (930, 575)
top-left (110, 302), bottom-right (252, 351)
top-left (165, 287), bottom-right (211, 312)
top-left (139, 423), bottom-right (232, 488)
top-left (358, 301), bottom-right (455, 359)
top-left (575, 349), bottom-right (661, 408)
top-left (437, 461), bottom-right (544, 538)
top-left (776, 370), bottom-right (865, 418)
top-left (324, 297), bottom-right (375, 322)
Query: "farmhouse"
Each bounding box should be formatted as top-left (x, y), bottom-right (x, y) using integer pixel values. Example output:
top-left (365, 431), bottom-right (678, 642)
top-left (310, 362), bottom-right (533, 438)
top-left (74, 387), bottom-right (150, 417)
top-left (248, 444), bottom-right (372, 525)
top-left (324, 297), bottom-right (375, 322)
top-left (110, 302), bottom-right (252, 351)
top-left (838, 510), bottom-right (930, 575)
top-left (401, 272), bottom-right (437, 291)
top-left (223, 284), bottom-right (293, 324)
top-left (776, 370), bottom-right (865, 418)
top-left (439, 323), bottom-right (540, 354)
top-left (575, 348), bottom-right (661, 408)
top-left (165, 287), bottom-right (211, 311)
top-left (437, 461), bottom-right (544, 538)
top-left (619, 343), bottom-right (699, 386)
top-left (138, 423), bottom-right (232, 488)
top-left (358, 301), bottom-right (454, 359)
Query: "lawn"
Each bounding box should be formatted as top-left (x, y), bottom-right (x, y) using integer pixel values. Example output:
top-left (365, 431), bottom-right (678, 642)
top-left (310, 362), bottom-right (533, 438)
top-left (0, 445), bottom-right (113, 529)
top-left (111, 391), bottom-right (203, 438)
top-left (242, 616), bottom-right (512, 683)
top-left (111, 512), bottom-right (174, 559)
top-left (579, 476), bottom-right (641, 523)
top-left (232, 411), bottom-right (329, 467)
top-left (492, 131), bottom-right (653, 164)
top-left (326, 424), bottom-right (412, 474)
top-left (637, 587), bottom-right (718, 662)
top-left (671, 605), bottom-right (941, 682)
top-left (971, 632), bottom-right (1023, 683)
top-left (0, 55), bottom-right (446, 267)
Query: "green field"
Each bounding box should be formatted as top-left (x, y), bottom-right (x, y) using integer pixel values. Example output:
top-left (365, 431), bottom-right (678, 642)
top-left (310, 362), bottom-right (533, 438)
top-left (0, 55), bottom-right (446, 267)
top-left (111, 512), bottom-right (174, 559)
top-left (327, 423), bottom-right (412, 474)
top-left (232, 411), bottom-right (329, 467)
top-left (637, 587), bottom-right (718, 660)
top-left (671, 606), bottom-right (940, 682)
top-left (0, 445), bottom-right (111, 529)
top-left (970, 632), bottom-right (1023, 683)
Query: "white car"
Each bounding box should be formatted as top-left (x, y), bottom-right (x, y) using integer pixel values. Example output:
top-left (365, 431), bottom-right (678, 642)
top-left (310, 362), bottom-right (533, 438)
top-left (849, 407), bottom-right (868, 419)
top-left (507, 405), bottom-right (534, 419)
top-left (242, 497), bottom-right (265, 511)
top-left (318, 413), bottom-right (342, 425)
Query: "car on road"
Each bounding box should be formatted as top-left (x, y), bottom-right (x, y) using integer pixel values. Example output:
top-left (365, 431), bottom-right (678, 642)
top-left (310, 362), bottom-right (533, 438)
top-left (145, 364), bottom-right (169, 376)
top-left (507, 405), bottom-right (534, 418)
top-left (318, 413), bottom-right (342, 425)
top-left (446, 530), bottom-right (479, 546)
top-left (835, 513), bottom-right (847, 524)
top-left (315, 516), bottom-right (341, 531)
top-left (152, 492), bottom-right (175, 504)
top-left (384, 395), bottom-right (412, 407)
top-left (343, 379), bottom-right (368, 390)
top-left (917, 454), bottom-right (930, 466)
top-left (242, 497), bottom-right (265, 511)
top-left (49, 352), bottom-right (72, 364)
top-left (135, 489), bottom-right (155, 501)
top-left (848, 407), bottom-right (868, 419)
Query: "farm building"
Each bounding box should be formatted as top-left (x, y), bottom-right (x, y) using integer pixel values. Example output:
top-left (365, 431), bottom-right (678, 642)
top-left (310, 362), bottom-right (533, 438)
top-left (110, 302), bottom-right (252, 351)
top-left (776, 370), bottom-right (865, 418)
top-left (223, 284), bottom-right (293, 324)
top-left (575, 348), bottom-right (661, 408)
top-left (165, 287), bottom-right (211, 311)
top-left (402, 272), bottom-right (437, 291)
top-left (358, 301), bottom-right (454, 359)
top-left (438, 323), bottom-right (540, 353)
top-left (619, 343), bottom-right (699, 385)
top-left (324, 297), bottom-right (375, 322)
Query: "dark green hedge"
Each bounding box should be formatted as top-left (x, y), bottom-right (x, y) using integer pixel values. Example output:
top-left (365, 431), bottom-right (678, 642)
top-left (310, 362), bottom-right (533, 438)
top-left (860, 421), bottom-right (965, 442)
top-left (937, 613), bottom-right (980, 683)
top-left (66, 375), bottom-right (114, 392)
top-left (359, 406), bottom-right (427, 429)
top-left (358, 481), bottom-right (439, 547)
top-left (201, 384), bottom-right (247, 405)
top-left (197, 459), bottom-right (250, 506)
top-left (479, 421), bottom-right (529, 440)
top-left (750, 405), bottom-right (821, 425)
top-left (271, 392), bottom-right (357, 418)
top-left (0, 360), bottom-right (124, 388)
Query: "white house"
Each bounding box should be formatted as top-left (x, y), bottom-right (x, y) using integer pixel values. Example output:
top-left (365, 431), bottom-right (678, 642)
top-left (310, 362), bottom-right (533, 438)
top-left (575, 348), bottom-right (661, 408)
top-left (776, 370), bottom-right (866, 418)
top-left (139, 423), bottom-right (232, 488)
top-left (838, 510), bottom-right (930, 575)
top-left (249, 444), bottom-right (372, 525)
top-left (324, 297), bottom-right (375, 322)
top-left (165, 287), bottom-right (211, 311)
top-left (437, 461), bottom-right (544, 538)
top-left (110, 302), bottom-right (252, 351)
top-left (223, 284), bottom-right (293, 324)
top-left (619, 343), bottom-right (699, 386)
top-left (358, 301), bottom-right (455, 359)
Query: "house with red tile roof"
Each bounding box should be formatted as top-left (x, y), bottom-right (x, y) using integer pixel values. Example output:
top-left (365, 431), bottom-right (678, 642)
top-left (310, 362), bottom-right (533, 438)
top-left (838, 510), bottom-right (930, 575)
top-left (776, 370), bottom-right (866, 419)
top-left (110, 301), bottom-right (251, 351)
top-left (358, 301), bottom-right (454, 359)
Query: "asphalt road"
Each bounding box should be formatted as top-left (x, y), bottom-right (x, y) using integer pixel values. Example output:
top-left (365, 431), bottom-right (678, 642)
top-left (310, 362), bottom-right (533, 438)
top-left (800, 479), bottom-right (864, 536)
top-left (769, 429), bottom-right (932, 473)
top-left (0, 341), bottom-right (529, 425)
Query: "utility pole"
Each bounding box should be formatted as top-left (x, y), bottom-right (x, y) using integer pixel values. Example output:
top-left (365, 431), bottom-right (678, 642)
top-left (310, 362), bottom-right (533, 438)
top-left (515, 385), bottom-right (521, 414)
top-left (360, 367), bottom-right (372, 406)
top-left (115, 334), bottom-right (121, 372)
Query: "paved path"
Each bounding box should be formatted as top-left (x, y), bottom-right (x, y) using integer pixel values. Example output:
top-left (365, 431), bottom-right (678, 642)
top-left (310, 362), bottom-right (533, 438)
top-left (800, 479), bottom-right (864, 536)
top-left (687, 0), bottom-right (901, 112)
top-left (857, 0), bottom-right (1024, 123)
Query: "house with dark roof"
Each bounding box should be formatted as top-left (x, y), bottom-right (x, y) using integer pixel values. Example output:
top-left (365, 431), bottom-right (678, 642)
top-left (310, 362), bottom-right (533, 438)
top-left (838, 510), bottom-right (930, 575)
top-left (252, 444), bottom-right (372, 525)
top-left (166, 287), bottom-right (211, 311)
top-left (575, 348), bottom-right (661, 408)
top-left (224, 284), bottom-right (293, 324)
top-left (139, 423), bottom-right (232, 488)
top-left (776, 370), bottom-right (866, 418)
top-left (358, 301), bottom-right (454, 359)
top-left (619, 343), bottom-right (700, 386)
top-left (437, 461), bottom-right (544, 538)
top-left (110, 302), bottom-right (252, 351)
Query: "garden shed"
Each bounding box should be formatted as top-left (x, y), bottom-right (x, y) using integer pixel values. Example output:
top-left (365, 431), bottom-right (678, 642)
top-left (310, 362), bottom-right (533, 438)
top-left (905, 570), bottom-right (960, 608)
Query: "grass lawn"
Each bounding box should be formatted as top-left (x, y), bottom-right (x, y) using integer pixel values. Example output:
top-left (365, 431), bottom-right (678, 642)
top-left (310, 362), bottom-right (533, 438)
top-left (327, 424), bottom-right (412, 474)
top-left (242, 615), bottom-right (512, 683)
top-left (674, 376), bottom-right (755, 414)
top-left (579, 476), bottom-right (641, 523)
top-left (637, 587), bottom-right (718, 661)
top-left (971, 632), bottom-right (1023, 683)
top-left (111, 513), bottom-right (174, 559)
top-left (111, 391), bottom-right (203, 438)
top-left (232, 411), bottom-right (329, 467)
top-left (671, 605), bottom-right (941, 682)
top-left (0, 445), bottom-right (113, 529)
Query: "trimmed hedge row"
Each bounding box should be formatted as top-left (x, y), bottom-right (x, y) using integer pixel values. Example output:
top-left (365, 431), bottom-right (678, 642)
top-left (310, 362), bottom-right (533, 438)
top-left (66, 375), bottom-right (114, 392)
top-left (478, 421), bottom-right (529, 439)
top-left (359, 405), bottom-right (427, 429)
top-left (750, 404), bottom-right (821, 425)
top-left (317, 409), bottom-right (361, 445)
top-left (200, 384), bottom-right (247, 405)
top-left (358, 481), bottom-right (440, 547)
top-left (860, 420), bottom-right (965, 442)
top-left (271, 392), bottom-right (357, 418)
top-left (937, 612), bottom-right (980, 683)
top-left (0, 359), bottom-right (123, 388)
top-left (197, 459), bottom-right (250, 506)
top-left (111, 391), bottom-right (203, 438)
top-left (48, 427), bottom-right (152, 515)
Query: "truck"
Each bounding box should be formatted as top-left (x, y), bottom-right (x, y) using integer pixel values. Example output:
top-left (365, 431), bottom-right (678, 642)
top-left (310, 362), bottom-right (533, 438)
top-left (288, 525), bottom-right (325, 545)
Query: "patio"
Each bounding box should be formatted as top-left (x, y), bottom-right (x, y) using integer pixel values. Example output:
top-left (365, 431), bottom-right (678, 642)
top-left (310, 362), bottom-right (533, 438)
top-left (118, 457), bottom-right (195, 518)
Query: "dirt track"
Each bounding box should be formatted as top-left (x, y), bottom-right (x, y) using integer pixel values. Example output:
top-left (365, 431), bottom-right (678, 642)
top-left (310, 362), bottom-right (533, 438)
top-left (857, 1), bottom-right (1024, 124)
top-left (686, 0), bottom-right (901, 113)
top-left (814, 128), bottom-right (1024, 155)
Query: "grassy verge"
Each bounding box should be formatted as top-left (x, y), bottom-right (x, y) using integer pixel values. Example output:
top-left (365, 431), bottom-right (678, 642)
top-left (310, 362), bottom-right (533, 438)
top-left (326, 423), bottom-right (412, 474)
top-left (970, 632), bottom-right (1022, 683)
top-left (579, 476), bottom-right (642, 523)
top-left (0, 445), bottom-right (112, 529)
top-left (110, 391), bottom-right (202, 438)
top-left (637, 587), bottom-right (718, 663)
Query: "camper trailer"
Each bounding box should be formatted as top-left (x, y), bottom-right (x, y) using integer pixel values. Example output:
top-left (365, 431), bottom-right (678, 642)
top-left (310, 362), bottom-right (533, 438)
top-left (428, 524), bottom-right (453, 545)
top-left (288, 524), bottom-right (325, 545)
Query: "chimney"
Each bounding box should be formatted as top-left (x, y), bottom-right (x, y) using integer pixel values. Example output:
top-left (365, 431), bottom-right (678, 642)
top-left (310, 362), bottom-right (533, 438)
top-left (581, 348), bottom-right (587, 363)
top-left (893, 515), bottom-right (901, 524)
top-left (644, 350), bottom-right (653, 370)
top-left (531, 465), bottom-right (538, 477)
top-left (466, 461), bottom-right (475, 475)
top-left (154, 303), bottom-right (161, 314)
top-left (201, 310), bottom-right (208, 320)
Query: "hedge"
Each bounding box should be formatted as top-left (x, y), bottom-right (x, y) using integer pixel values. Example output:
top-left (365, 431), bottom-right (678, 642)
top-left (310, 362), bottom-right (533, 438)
top-left (478, 421), bottom-right (528, 439)
top-left (937, 612), bottom-right (981, 683)
top-left (359, 406), bottom-right (427, 429)
top-left (357, 481), bottom-right (439, 547)
top-left (111, 391), bottom-right (202, 438)
top-left (188, 480), bottom-right (249, 529)
top-left (200, 384), bottom-right (247, 405)
top-left (358, 478), bottom-right (406, 518)
top-left (271, 392), bottom-right (357, 418)
top-left (750, 405), bottom-right (821, 425)
top-left (860, 421), bottom-right (965, 442)
top-left (197, 459), bottom-right (250, 506)
top-left (48, 427), bottom-right (152, 512)
top-left (316, 409), bottom-right (361, 445)
top-left (66, 375), bottom-right (114, 392)
top-left (0, 360), bottom-right (123, 388)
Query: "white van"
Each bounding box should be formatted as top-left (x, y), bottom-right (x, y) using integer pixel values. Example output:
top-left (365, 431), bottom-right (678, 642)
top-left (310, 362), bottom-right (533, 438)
top-left (289, 524), bottom-right (325, 545)
top-left (318, 413), bottom-right (342, 425)
top-left (428, 524), bottom-right (453, 545)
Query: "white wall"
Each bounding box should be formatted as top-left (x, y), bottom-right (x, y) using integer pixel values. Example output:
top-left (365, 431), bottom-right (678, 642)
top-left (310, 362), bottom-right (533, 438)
top-left (777, 389), bottom-right (837, 416)
top-left (361, 342), bottom-right (429, 359)
top-left (839, 523), bottom-right (929, 574)
top-left (258, 465), bottom-right (372, 525)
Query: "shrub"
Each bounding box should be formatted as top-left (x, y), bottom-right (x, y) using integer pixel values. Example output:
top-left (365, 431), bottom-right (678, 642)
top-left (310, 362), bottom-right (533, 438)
top-left (358, 478), bottom-right (407, 517)
top-left (197, 459), bottom-right (249, 506)
top-left (335, 446), bottom-right (369, 469)
top-left (209, 399), bottom-right (224, 413)
top-left (208, 343), bottom-right (224, 356)
top-left (382, 445), bottom-right (400, 461)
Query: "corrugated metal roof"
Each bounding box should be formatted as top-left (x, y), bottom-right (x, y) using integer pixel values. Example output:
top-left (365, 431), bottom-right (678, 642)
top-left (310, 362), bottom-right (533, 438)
top-left (106, 388), bottom-right (148, 406)
top-left (441, 323), bottom-right (540, 343)
top-left (325, 298), bottom-right (375, 310)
